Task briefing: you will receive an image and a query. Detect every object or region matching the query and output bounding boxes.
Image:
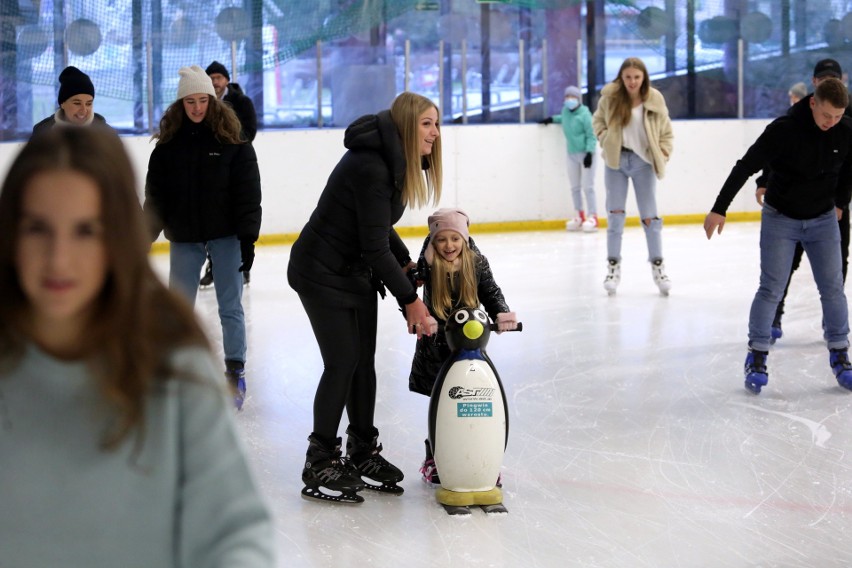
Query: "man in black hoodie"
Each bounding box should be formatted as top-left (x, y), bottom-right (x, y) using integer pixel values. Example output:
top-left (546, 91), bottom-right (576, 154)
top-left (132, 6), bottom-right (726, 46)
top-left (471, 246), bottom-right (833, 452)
top-left (704, 77), bottom-right (852, 394)
top-left (202, 61), bottom-right (259, 287)
top-left (755, 58), bottom-right (852, 342)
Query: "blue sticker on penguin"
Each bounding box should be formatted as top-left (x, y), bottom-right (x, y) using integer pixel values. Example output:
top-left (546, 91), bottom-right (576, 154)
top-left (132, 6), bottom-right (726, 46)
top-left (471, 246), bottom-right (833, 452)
top-left (457, 402), bottom-right (493, 417)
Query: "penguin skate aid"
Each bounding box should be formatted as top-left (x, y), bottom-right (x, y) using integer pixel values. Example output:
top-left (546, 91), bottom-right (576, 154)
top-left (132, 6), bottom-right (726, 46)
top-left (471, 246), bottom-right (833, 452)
top-left (427, 307), bottom-right (522, 515)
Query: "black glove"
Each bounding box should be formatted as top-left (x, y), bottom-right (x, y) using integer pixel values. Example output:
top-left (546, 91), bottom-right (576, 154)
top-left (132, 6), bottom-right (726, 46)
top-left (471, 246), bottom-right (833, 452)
top-left (538, 116), bottom-right (553, 125)
top-left (239, 238), bottom-right (255, 272)
top-left (583, 152), bottom-right (593, 168)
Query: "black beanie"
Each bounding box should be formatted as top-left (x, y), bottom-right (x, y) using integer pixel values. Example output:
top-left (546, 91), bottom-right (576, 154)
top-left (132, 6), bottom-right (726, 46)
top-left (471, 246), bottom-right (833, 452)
top-left (205, 61), bottom-right (230, 81)
top-left (58, 66), bottom-right (95, 105)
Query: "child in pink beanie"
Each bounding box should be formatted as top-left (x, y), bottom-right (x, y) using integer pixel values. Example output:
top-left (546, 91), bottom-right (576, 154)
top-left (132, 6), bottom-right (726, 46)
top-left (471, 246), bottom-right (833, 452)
top-left (408, 207), bottom-right (517, 484)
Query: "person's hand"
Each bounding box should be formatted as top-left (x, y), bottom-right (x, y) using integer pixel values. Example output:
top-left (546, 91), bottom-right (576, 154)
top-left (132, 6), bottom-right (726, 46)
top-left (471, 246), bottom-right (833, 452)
top-left (495, 312), bottom-right (518, 334)
top-left (239, 238), bottom-right (255, 272)
top-left (538, 117), bottom-right (553, 125)
top-left (583, 152), bottom-right (592, 168)
top-left (405, 297), bottom-right (436, 339)
top-left (837, 206), bottom-right (844, 221)
top-left (755, 187), bottom-right (766, 206)
top-left (703, 212), bottom-right (725, 240)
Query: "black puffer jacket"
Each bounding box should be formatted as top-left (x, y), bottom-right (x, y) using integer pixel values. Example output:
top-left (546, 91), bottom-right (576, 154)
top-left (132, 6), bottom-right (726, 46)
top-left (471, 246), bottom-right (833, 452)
top-left (288, 110), bottom-right (418, 308)
top-left (144, 121), bottom-right (262, 243)
top-left (408, 235), bottom-right (510, 396)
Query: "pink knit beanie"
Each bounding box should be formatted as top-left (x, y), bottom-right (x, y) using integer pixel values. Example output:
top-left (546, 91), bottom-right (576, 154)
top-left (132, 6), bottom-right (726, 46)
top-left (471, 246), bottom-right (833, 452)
top-left (428, 208), bottom-right (470, 242)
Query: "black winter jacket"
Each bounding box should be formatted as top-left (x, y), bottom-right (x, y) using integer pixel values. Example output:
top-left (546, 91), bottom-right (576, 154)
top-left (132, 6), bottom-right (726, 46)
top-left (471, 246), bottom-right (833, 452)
top-left (408, 236), bottom-right (510, 396)
top-left (223, 83), bottom-right (257, 142)
top-left (714, 96), bottom-right (852, 219)
top-left (32, 111), bottom-right (109, 135)
top-left (144, 121), bottom-right (262, 243)
top-left (287, 110), bottom-right (418, 308)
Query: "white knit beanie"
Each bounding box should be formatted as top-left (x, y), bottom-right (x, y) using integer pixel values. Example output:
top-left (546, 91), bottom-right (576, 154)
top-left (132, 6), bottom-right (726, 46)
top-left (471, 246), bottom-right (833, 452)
top-left (177, 65), bottom-right (216, 100)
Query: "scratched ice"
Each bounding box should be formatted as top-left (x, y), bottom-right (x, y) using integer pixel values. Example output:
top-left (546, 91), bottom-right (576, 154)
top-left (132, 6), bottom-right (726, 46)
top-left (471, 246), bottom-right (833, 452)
top-left (151, 223), bottom-right (852, 567)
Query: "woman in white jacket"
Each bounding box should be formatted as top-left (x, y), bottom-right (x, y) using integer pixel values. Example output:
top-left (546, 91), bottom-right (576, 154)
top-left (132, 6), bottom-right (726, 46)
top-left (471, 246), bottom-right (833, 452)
top-left (593, 57), bottom-right (674, 296)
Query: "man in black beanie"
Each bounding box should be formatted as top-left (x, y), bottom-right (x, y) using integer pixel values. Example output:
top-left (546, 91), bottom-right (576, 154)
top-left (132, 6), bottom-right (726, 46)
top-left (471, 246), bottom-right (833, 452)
top-left (200, 61), bottom-right (258, 288)
top-left (32, 66), bottom-right (109, 135)
top-left (205, 61), bottom-right (257, 142)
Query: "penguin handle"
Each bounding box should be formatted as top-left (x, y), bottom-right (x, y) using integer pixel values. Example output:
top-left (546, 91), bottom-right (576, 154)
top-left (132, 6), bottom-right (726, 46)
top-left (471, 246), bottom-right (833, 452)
top-left (489, 322), bottom-right (523, 332)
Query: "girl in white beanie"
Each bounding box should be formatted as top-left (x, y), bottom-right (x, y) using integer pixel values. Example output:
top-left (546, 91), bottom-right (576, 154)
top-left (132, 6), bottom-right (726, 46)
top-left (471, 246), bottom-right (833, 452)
top-left (408, 207), bottom-right (518, 484)
top-left (144, 65), bottom-right (262, 411)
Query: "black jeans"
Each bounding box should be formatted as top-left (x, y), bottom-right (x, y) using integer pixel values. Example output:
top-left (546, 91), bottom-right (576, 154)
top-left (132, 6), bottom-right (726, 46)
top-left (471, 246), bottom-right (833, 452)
top-left (299, 293), bottom-right (378, 440)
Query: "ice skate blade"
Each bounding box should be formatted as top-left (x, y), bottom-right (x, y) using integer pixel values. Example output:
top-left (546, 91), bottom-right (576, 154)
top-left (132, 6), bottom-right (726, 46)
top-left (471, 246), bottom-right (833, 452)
top-left (301, 486), bottom-right (364, 504)
top-left (361, 478), bottom-right (404, 495)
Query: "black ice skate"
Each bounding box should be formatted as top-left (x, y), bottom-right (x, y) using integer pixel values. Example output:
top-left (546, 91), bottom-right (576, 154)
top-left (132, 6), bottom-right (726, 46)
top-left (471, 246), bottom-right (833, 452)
top-left (301, 434), bottom-right (366, 504)
top-left (346, 426), bottom-right (404, 495)
top-left (199, 258), bottom-right (214, 288)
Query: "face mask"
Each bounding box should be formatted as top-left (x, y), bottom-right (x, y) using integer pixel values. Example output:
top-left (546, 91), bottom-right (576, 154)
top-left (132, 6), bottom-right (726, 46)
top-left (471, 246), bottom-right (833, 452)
top-left (564, 98), bottom-right (579, 110)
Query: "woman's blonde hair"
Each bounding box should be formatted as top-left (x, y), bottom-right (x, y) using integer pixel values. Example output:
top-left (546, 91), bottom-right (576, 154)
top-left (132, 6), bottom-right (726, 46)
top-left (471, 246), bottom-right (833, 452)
top-left (0, 127), bottom-right (210, 449)
top-left (390, 92), bottom-right (443, 208)
top-left (610, 57), bottom-right (650, 128)
top-left (153, 96), bottom-right (243, 145)
top-left (429, 238), bottom-right (479, 320)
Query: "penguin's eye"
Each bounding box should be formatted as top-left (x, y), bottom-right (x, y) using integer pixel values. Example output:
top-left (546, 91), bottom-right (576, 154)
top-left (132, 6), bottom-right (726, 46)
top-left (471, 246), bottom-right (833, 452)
top-left (454, 311), bottom-right (470, 324)
top-left (474, 310), bottom-right (488, 323)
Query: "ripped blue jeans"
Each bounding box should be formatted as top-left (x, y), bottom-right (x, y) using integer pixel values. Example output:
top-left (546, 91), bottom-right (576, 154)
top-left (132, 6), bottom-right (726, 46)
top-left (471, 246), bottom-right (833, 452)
top-left (604, 150), bottom-right (662, 262)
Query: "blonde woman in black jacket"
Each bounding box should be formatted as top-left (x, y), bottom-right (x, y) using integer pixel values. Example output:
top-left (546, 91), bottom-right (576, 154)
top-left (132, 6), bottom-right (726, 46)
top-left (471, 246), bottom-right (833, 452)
top-left (288, 92), bottom-right (441, 503)
top-left (144, 66), bottom-right (261, 411)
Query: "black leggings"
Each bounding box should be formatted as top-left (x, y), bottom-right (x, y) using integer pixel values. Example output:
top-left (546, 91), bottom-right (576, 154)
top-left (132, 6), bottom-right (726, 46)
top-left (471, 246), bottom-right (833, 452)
top-left (300, 294), bottom-right (378, 440)
top-left (775, 206), bottom-right (850, 323)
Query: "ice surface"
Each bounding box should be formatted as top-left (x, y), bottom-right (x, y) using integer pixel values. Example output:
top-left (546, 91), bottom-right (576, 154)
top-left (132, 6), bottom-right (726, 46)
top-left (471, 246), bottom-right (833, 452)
top-left (152, 223), bottom-right (852, 567)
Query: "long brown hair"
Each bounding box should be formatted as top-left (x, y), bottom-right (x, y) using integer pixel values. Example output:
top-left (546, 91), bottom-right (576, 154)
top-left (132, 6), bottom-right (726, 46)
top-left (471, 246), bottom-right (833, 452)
top-left (429, 240), bottom-right (479, 321)
top-left (0, 127), bottom-right (210, 448)
top-left (153, 96), bottom-right (243, 145)
top-left (610, 57), bottom-right (651, 128)
top-left (390, 92), bottom-right (443, 208)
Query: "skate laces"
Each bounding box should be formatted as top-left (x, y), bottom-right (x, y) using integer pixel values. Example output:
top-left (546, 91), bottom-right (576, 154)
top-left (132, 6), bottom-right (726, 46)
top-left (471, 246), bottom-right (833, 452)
top-left (356, 447), bottom-right (395, 477)
top-left (652, 260), bottom-right (670, 283)
top-left (831, 349), bottom-right (852, 371)
top-left (605, 261), bottom-right (619, 280)
top-left (746, 350), bottom-right (767, 373)
top-left (314, 454), bottom-right (354, 482)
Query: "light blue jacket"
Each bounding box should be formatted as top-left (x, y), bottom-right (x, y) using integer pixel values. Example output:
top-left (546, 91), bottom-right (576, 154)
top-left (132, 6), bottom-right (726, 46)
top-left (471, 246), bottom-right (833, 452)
top-left (552, 104), bottom-right (596, 155)
top-left (0, 345), bottom-right (275, 568)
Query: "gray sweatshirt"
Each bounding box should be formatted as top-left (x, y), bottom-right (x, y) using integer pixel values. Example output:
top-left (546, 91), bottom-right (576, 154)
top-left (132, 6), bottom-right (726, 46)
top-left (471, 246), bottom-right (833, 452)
top-left (0, 344), bottom-right (275, 568)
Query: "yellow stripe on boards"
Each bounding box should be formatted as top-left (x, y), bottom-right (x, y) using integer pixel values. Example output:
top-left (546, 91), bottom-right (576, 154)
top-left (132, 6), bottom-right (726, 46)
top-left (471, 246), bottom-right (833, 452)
top-left (147, 212), bottom-right (762, 255)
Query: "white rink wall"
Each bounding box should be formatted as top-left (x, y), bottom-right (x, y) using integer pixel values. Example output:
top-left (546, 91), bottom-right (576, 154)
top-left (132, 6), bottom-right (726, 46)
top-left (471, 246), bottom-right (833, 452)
top-left (0, 119), bottom-right (771, 238)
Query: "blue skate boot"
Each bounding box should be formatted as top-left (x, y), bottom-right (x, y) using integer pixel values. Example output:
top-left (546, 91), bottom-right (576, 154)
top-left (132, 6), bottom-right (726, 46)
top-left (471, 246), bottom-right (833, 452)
top-left (744, 348), bottom-right (769, 394)
top-left (829, 349), bottom-right (852, 390)
top-left (769, 322), bottom-right (782, 345)
top-left (225, 360), bottom-right (247, 410)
